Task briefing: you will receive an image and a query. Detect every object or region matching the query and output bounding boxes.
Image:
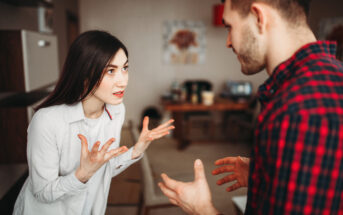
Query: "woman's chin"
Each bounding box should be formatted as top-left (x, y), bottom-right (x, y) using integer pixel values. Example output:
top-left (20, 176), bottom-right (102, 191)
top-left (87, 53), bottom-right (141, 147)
top-left (107, 98), bottom-right (124, 105)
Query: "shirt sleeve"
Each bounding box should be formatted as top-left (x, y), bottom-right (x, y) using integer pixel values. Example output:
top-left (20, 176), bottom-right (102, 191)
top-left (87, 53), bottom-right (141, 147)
top-left (27, 110), bottom-right (87, 203)
top-left (109, 147), bottom-right (143, 177)
top-left (107, 103), bottom-right (143, 177)
top-left (248, 111), bottom-right (343, 214)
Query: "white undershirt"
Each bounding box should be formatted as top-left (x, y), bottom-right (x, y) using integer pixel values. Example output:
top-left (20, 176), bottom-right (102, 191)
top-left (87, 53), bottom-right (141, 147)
top-left (82, 110), bottom-right (107, 215)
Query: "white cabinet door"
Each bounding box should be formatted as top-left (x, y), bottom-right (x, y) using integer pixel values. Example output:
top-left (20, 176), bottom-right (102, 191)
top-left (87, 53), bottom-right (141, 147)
top-left (21, 30), bottom-right (59, 92)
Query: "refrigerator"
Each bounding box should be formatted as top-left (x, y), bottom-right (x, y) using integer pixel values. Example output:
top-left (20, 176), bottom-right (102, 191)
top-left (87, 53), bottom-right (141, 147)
top-left (0, 30), bottom-right (59, 163)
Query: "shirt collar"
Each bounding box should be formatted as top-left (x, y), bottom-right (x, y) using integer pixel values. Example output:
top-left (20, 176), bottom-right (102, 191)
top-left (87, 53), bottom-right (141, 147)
top-left (257, 40), bottom-right (338, 105)
top-left (66, 101), bottom-right (121, 123)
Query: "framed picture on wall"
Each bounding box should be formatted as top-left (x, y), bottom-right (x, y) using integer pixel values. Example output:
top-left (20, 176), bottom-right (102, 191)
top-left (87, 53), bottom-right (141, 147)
top-left (38, 6), bottom-right (54, 33)
top-left (163, 20), bottom-right (206, 65)
top-left (318, 17), bottom-right (343, 60)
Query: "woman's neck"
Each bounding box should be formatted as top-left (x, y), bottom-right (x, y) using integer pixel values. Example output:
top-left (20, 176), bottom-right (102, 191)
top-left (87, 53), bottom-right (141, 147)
top-left (82, 95), bottom-right (105, 119)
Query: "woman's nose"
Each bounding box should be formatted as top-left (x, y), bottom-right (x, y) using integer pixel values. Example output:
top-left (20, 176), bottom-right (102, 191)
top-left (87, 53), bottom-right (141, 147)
top-left (116, 72), bottom-right (128, 88)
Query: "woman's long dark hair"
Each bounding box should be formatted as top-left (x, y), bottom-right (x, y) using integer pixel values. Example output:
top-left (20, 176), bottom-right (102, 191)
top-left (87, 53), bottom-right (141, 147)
top-left (36, 30), bottom-right (128, 111)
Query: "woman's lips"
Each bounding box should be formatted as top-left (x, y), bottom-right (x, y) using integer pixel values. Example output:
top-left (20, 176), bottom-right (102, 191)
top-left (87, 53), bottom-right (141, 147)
top-left (113, 91), bottom-right (124, 98)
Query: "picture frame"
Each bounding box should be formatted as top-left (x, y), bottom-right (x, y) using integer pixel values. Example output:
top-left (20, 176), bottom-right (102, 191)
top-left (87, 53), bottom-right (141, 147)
top-left (163, 20), bottom-right (206, 64)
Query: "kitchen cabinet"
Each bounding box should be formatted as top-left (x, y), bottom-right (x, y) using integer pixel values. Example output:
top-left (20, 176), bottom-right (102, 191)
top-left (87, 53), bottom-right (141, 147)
top-left (0, 30), bottom-right (59, 163)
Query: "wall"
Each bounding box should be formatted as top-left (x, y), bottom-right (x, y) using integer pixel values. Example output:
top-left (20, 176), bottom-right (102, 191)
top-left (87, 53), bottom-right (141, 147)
top-left (0, 0), bottom-right (78, 69)
top-left (79, 0), bottom-right (343, 126)
top-left (1, 0), bottom-right (334, 127)
top-left (79, 0), bottom-right (268, 126)
top-left (309, 0), bottom-right (343, 37)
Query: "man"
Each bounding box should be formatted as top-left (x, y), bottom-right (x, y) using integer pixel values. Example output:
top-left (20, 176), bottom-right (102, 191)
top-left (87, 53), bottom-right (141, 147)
top-left (159, 0), bottom-right (343, 214)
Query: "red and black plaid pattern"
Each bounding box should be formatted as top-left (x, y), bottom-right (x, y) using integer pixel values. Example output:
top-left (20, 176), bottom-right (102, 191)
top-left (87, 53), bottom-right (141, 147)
top-left (246, 41), bottom-right (343, 215)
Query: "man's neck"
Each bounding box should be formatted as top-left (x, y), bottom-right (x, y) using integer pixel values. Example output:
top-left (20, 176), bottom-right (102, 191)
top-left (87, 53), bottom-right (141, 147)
top-left (266, 25), bottom-right (317, 75)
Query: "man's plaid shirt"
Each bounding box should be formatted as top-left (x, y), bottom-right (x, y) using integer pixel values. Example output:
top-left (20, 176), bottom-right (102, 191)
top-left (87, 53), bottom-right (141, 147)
top-left (246, 41), bottom-right (343, 214)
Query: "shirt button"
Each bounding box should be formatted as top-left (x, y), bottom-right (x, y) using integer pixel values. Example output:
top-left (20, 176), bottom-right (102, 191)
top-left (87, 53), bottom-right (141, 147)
top-left (270, 89), bottom-right (274, 94)
top-left (116, 165), bottom-right (122, 169)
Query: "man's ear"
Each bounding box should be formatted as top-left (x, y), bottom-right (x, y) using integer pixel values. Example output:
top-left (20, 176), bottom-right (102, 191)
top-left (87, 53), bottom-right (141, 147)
top-left (250, 3), bottom-right (267, 34)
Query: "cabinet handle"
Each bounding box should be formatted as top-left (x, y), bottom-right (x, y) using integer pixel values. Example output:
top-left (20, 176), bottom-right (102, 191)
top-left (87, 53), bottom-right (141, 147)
top-left (37, 40), bottom-right (51, 47)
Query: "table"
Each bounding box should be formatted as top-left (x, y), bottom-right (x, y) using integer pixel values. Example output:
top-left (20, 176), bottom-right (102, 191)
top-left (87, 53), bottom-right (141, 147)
top-left (162, 97), bottom-right (254, 149)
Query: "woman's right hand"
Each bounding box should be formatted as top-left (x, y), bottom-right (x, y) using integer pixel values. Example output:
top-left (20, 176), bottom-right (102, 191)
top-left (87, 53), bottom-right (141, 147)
top-left (75, 134), bottom-right (128, 183)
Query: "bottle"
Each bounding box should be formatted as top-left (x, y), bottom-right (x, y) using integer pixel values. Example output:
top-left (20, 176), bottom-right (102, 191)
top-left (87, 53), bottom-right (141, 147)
top-left (171, 81), bottom-right (181, 102)
top-left (191, 83), bottom-right (198, 104)
top-left (180, 86), bottom-right (187, 103)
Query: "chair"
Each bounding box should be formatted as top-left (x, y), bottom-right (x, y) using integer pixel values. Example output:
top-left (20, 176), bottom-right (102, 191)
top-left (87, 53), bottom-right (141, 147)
top-left (130, 127), bottom-right (175, 215)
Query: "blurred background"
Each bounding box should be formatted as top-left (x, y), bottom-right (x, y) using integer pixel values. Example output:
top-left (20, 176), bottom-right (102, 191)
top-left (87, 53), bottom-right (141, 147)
top-left (0, 0), bottom-right (342, 214)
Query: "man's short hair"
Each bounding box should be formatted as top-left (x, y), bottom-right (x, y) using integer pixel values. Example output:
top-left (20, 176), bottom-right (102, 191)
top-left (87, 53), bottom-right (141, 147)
top-left (222, 0), bottom-right (312, 26)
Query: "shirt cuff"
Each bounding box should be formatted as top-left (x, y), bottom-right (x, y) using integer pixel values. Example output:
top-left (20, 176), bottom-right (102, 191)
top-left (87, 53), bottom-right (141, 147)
top-left (115, 147), bottom-right (143, 169)
top-left (62, 171), bottom-right (88, 193)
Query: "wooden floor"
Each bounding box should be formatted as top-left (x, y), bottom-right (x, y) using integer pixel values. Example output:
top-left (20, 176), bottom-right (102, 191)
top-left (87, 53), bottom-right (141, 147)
top-left (107, 162), bottom-right (141, 206)
top-left (106, 127), bottom-right (252, 215)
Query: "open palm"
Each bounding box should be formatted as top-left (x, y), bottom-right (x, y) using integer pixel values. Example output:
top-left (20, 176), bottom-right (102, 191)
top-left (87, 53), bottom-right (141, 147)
top-left (132, 116), bottom-right (174, 158)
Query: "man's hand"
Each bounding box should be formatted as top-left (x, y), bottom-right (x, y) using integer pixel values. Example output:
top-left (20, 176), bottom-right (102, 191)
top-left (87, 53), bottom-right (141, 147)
top-left (75, 134), bottom-right (128, 183)
top-left (132, 116), bottom-right (174, 159)
top-left (212, 156), bottom-right (250, 192)
top-left (159, 159), bottom-right (220, 215)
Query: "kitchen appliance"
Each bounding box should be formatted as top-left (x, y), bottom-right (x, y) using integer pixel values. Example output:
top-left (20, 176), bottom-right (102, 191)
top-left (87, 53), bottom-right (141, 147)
top-left (0, 30), bottom-right (59, 163)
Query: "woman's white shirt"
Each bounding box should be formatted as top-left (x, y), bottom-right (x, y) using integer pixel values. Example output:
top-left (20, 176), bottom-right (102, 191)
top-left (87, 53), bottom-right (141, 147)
top-left (13, 102), bottom-right (141, 215)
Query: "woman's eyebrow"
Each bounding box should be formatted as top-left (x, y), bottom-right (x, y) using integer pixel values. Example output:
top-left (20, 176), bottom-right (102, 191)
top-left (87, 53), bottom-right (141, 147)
top-left (106, 64), bottom-right (117, 68)
top-left (106, 60), bottom-right (129, 68)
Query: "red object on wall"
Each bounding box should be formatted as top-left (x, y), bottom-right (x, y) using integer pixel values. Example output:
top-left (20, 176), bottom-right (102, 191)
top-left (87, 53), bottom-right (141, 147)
top-left (213, 4), bottom-right (224, 27)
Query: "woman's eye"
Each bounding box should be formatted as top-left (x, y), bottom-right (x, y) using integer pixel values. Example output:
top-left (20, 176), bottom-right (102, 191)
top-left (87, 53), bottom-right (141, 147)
top-left (122, 66), bottom-right (129, 72)
top-left (107, 69), bottom-right (114, 74)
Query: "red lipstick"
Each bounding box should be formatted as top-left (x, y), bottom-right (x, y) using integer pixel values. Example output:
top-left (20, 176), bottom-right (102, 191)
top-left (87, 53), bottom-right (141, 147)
top-left (113, 91), bottom-right (124, 98)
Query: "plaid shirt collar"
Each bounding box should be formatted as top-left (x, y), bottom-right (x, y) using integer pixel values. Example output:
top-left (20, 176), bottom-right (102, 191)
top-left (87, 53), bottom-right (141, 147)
top-left (257, 41), bottom-right (338, 106)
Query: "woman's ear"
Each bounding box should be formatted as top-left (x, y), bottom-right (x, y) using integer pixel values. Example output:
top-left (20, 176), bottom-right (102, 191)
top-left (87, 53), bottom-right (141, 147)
top-left (250, 3), bottom-right (267, 34)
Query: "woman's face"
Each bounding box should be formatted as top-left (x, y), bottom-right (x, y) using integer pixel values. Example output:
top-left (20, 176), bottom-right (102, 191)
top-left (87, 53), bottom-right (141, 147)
top-left (93, 48), bottom-right (129, 105)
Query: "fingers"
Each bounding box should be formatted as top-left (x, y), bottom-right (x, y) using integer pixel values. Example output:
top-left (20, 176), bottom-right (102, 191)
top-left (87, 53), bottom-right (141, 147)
top-left (158, 182), bottom-right (178, 201)
top-left (168, 198), bottom-right (179, 206)
top-left (78, 134), bottom-right (89, 154)
top-left (155, 126), bottom-right (175, 133)
top-left (148, 130), bottom-right (171, 141)
top-left (226, 182), bottom-right (241, 192)
top-left (216, 174), bottom-right (237, 185)
top-left (214, 157), bottom-right (237, 166)
top-left (100, 138), bottom-right (115, 154)
top-left (155, 119), bottom-right (175, 130)
top-left (212, 165), bottom-right (235, 175)
top-left (194, 159), bottom-right (206, 181)
top-left (161, 173), bottom-right (179, 190)
top-left (141, 116), bottom-right (149, 132)
top-left (105, 146), bottom-right (128, 161)
top-left (148, 126), bottom-right (175, 140)
top-left (91, 141), bottom-right (101, 153)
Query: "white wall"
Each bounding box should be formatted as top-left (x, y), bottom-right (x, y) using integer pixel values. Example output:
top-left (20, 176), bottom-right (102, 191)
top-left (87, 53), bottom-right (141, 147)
top-left (79, 0), bottom-right (268, 126)
top-left (79, 0), bottom-right (343, 127)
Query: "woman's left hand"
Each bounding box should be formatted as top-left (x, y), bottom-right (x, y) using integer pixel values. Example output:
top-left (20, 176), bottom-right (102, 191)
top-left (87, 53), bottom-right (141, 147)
top-left (132, 117), bottom-right (174, 159)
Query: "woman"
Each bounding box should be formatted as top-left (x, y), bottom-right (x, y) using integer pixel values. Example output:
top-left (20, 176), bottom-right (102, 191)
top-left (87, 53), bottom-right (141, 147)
top-left (13, 30), bottom-right (174, 215)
